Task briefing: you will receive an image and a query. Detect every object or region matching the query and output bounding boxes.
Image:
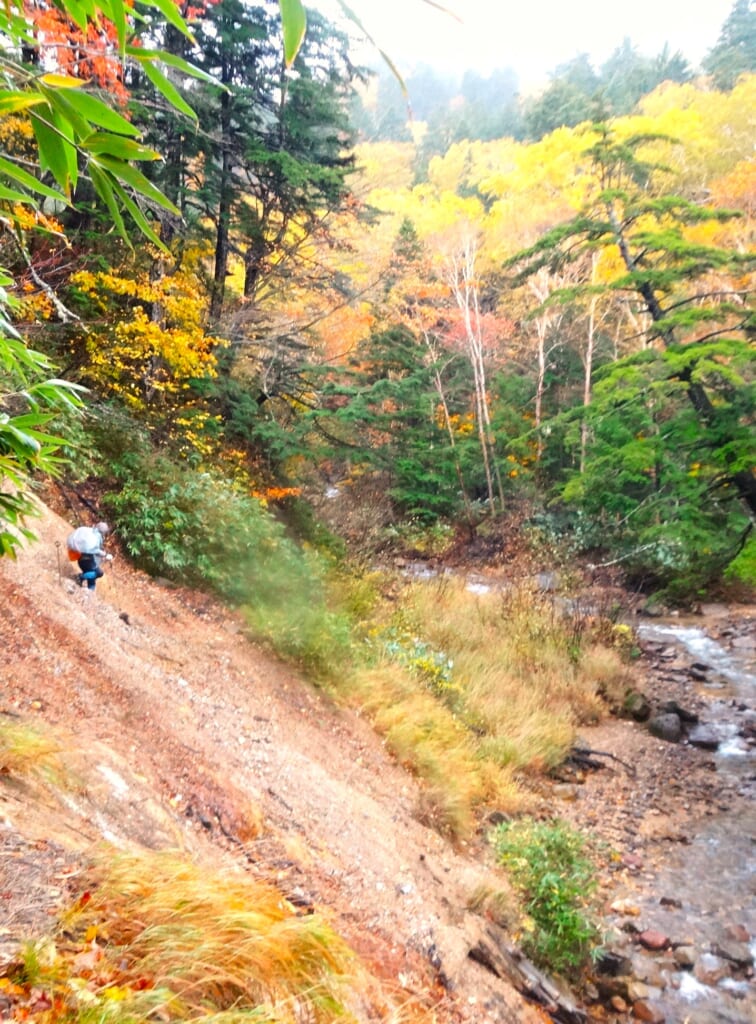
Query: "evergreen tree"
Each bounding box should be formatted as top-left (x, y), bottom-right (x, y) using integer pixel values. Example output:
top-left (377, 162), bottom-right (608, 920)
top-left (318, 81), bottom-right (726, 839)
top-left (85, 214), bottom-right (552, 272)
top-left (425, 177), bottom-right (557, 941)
top-left (601, 39), bottom-right (690, 115)
top-left (507, 125), bottom-right (755, 591)
top-left (132, 1), bottom-right (358, 319)
top-left (703, 0), bottom-right (756, 89)
top-left (315, 324), bottom-right (479, 522)
top-left (523, 56), bottom-right (600, 140)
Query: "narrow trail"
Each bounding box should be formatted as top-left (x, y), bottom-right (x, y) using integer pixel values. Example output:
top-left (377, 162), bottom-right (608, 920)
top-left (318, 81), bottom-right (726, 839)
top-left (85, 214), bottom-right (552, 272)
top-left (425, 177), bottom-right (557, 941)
top-left (0, 498), bottom-right (546, 1024)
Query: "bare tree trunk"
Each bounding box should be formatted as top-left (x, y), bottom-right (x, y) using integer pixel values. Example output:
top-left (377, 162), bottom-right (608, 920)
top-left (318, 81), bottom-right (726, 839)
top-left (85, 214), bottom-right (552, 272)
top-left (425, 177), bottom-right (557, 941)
top-left (210, 83), bottom-right (233, 322)
top-left (534, 317), bottom-right (546, 458)
top-left (579, 294), bottom-right (596, 474)
top-left (447, 237), bottom-right (505, 513)
top-left (527, 269), bottom-right (565, 463)
top-left (579, 255), bottom-right (600, 474)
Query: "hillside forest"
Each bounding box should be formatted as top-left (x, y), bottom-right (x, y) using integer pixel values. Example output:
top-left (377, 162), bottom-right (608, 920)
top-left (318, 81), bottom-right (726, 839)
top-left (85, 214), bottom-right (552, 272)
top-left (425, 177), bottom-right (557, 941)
top-left (0, 0), bottom-right (755, 1017)
top-left (3, 0), bottom-right (754, 604)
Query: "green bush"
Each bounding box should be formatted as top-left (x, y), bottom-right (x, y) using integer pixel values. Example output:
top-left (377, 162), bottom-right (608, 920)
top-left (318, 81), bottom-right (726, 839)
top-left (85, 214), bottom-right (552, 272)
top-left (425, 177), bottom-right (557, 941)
top-left (493, 817), bottom-right (599, 977)
top-left (103, 453), bottom-right (352, 677)
top-left (723, 532), bottom-right (756, 590)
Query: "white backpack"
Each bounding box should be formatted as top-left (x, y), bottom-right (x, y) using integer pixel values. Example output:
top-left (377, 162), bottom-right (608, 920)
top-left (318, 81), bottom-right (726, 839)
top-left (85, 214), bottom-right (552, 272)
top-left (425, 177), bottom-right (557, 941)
top-left (66, 526), bottom-right (101, 558)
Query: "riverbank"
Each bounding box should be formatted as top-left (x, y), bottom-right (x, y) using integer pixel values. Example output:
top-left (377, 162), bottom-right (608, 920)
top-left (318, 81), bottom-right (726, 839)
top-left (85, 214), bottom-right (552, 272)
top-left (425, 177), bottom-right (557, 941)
top-left (532, 605), bottom-right (755, 1023)
top-left (3, 493), bottom-right (753, 1024)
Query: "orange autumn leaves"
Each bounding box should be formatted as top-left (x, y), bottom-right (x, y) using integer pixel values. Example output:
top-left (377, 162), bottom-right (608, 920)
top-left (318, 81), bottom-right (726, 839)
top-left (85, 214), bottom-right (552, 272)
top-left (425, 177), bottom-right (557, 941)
top-left (23, 0), bottom-right (129, 101)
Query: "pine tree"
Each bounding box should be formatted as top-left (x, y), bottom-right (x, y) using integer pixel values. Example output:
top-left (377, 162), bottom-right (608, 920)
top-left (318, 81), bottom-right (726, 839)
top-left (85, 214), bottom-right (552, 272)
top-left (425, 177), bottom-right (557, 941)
top-left (507, 124), bottom-right (754, 589)
top-left (703, 0), bottom-right (756, 90)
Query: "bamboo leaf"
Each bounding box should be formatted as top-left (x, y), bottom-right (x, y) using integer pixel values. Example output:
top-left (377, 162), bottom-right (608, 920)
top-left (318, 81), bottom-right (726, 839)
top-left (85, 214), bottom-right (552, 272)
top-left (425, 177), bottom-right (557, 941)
top-left (88, 163), bottom-right (130, 246)
top-left (81, 133), bottom-right (160, 161)
top-left (47, 106), bottom-right (79, 190)
top-left (98, 0), bottom-right (128, 52)
top-left (62, 0), bottom-right (93, 33)
top-left (0, 185), bottom-right (37, 204)
top-left (109, 177), bottom-right (167, 250)
top-left (92, 155), bottom-right (180, 214)
top-left (144, 0), bottom-right (195, 40)
top-left (0, 93), bottom-right (45, 115)
top-left (0, 155), bottom-right (64, 200)
top-left (142, 62), bottom-right (197, 122)
top-left (29, 113), bottom-right (74, 193)
top-left (279, 0), bottom-right (306, 66)
top-left (127, 47), bottom-right (219, 84)
top-left (56, 90), bottom-right (141, 137)
top-left (42, 88), bottom-right (92, 139)
top-left (39, 73), bottom-right (87, 89)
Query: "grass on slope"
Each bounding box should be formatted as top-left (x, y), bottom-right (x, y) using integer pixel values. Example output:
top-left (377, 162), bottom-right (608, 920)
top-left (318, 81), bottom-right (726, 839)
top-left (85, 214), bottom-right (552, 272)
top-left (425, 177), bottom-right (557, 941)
top-left (0, 724), bottom-right (439, 1024)
top-left (343, 576), bottom-right (633, 837)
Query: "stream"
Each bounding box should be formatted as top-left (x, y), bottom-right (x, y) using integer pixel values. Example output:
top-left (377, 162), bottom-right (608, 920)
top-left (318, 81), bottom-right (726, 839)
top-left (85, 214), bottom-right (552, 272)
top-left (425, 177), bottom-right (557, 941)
top-left (397, 564), bottom-right (755, 1020)
top-left (623, 619), bottom-right (756, 1024)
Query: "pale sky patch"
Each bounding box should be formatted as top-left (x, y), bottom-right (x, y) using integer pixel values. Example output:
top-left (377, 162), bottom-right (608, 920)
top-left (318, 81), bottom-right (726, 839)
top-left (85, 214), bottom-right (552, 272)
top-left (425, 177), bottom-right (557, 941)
top-left (311, 0), bottom-right (735, 89)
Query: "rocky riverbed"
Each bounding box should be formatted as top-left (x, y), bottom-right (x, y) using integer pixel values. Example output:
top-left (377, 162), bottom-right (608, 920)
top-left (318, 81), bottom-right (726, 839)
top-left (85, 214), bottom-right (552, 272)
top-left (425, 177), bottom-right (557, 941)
top-left (536, 606), bottom-right (755, 1024)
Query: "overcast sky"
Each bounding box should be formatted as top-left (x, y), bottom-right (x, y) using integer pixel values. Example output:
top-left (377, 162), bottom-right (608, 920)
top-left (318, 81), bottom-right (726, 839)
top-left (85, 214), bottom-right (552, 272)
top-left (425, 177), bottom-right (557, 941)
top-left (311, 0), bottom-right (735, 88)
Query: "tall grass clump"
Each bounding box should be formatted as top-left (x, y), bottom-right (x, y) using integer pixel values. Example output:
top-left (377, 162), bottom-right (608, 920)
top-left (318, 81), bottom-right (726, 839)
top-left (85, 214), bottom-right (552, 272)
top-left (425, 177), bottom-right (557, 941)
top-left (16, 850), bottom-right (365, 1024)
top-left (396, 578), bottom-right (629, 771)
top-left (493, 817), bottom-right (600, 977)
top-left (0, 718), bottom-right (65, 785)
top-left (102, 452), bottom-right (352, 677)
top-left (348, 664), bottom-right (522, 838)
top-left (343, 575), bottom-right (634, 837)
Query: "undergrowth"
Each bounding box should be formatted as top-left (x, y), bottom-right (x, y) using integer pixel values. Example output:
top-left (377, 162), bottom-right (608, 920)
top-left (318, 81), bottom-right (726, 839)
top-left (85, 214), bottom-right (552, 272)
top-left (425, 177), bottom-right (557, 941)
top-left (100, 450), bottom-right (352, 679)
top-left (6, 849), bottom-right (431, 1024)
top-left (0, 718), bottom-right (65, 786)
top-left (492, 817), bottom-right (600, 977)
top-left (63, 426), bottom-right (635, 841)
top-left (337, 576), bottom-right (634, 838)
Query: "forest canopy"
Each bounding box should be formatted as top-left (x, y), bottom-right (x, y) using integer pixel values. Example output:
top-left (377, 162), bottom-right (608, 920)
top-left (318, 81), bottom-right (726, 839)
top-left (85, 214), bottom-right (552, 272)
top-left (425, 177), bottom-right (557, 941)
top-left (1, 0), bottom-right (754, 601)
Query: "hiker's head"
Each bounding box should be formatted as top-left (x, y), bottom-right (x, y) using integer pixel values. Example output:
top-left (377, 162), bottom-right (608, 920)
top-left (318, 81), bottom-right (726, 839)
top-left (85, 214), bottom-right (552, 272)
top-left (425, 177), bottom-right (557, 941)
top-left (96, 522), bottom-right (110, 536)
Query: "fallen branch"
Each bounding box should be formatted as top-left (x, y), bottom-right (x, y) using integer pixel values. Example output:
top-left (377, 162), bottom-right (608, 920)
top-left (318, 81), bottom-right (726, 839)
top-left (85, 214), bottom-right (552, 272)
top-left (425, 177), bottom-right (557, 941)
top-left (571, 746), bottom-right (636, 776)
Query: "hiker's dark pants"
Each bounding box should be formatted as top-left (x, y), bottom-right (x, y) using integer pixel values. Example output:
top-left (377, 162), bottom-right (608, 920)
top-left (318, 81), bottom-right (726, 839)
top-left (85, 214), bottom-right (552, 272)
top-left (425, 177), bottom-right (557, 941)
top-left (77, 553), bottom-right (103, 590)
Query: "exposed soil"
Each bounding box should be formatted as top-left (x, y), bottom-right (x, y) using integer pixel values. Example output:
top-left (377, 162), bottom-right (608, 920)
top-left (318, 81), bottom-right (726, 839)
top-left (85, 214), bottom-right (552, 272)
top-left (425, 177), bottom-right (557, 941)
top-left (1, 495), bottom-right (753, 1023)
top-left (0, 497), bottom-right (548, 1023)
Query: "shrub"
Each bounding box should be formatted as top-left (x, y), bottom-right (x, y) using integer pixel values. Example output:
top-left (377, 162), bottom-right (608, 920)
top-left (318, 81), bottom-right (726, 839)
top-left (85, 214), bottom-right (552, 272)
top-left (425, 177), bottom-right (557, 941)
top-left (103, 453), bottom-right (352, 677)
top-left (492, 817), bottom-right (599, 977)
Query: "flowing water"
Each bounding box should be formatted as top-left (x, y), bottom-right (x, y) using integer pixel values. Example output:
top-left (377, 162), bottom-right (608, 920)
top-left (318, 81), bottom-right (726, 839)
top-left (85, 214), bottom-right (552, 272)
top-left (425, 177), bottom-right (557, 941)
top-left (629, 619), bottom-right (756, 1023)
top-left (397, 563), bottom-right (755, 1020)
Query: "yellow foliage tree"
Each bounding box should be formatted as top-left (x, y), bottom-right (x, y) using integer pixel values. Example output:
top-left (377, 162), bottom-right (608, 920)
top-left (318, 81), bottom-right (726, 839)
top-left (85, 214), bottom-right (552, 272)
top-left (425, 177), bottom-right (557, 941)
top-left (70, 262), bottom-right (224, 422)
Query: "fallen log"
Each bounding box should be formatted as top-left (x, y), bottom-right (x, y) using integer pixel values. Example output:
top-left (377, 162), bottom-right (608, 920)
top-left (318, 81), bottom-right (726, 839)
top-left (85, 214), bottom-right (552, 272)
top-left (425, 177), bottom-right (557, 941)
top-left (468, 924), bottom-right (587, 1024)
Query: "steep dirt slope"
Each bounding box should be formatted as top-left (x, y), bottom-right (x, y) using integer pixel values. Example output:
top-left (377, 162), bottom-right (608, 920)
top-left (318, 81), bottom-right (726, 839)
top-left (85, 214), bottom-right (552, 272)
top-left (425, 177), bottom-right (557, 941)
top-left (0, 498), bottom-right (547, 1024)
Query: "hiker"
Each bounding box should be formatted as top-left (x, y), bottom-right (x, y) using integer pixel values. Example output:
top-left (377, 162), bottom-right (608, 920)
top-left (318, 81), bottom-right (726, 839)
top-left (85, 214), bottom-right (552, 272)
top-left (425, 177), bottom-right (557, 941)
top-left (67, 522), bottom-right (113, 591)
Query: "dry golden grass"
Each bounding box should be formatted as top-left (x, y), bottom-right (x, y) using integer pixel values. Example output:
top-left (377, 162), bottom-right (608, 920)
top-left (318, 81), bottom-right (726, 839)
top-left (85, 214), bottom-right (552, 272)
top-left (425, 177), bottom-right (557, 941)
top-left (0, 717), bottom-right (65, 784)
top-left (72, 852), bottom-right (356, 1018)
top-left (13, 848), bottom-right (441, 1024)
top-left (402, 578), bottom-right (618, 763)
top-left (49, 851), bottom-right (364, 1023)
top-left (578, 643), bottom-right (634, 709)
top-left (342, 576), bottom-right (630, 834)
top-left (347, 664), bottom-right (523, 837)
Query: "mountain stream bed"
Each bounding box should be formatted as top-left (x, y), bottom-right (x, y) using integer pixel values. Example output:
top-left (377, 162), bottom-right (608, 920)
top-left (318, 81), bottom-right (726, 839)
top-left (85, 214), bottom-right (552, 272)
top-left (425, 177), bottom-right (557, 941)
top-left (607, 617), bottom-right (756, 1024)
